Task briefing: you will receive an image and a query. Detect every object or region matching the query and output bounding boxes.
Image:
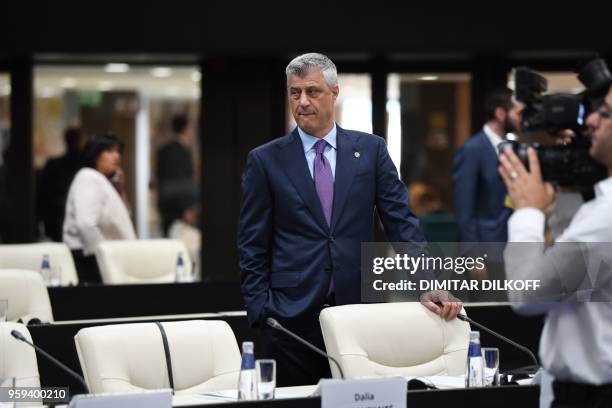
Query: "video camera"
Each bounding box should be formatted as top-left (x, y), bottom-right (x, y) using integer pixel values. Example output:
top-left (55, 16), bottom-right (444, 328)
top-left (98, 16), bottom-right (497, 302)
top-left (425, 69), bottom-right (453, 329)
top-left (499, 58), bottom-right (612, 188)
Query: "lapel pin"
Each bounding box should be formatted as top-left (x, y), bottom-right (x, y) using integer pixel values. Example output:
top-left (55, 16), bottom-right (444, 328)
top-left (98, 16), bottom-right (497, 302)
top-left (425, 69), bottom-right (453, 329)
top-left (354, 151), bottom-right (360, 158)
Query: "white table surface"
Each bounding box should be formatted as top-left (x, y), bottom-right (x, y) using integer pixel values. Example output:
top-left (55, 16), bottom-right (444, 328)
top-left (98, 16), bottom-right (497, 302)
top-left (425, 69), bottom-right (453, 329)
top-left (173, 385), bottom-right (318, 406)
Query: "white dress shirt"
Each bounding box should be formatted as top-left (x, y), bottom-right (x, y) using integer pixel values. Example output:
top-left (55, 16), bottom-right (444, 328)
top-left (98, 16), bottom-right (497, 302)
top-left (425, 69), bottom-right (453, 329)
top-left (63, 168), bottom-right (136, 255)
top-left (297, 124), bottom-right (337, 180)
top-left (505, 176), bottom-right (612, 384)
top-left (483, 124), bottom-right (504, 155)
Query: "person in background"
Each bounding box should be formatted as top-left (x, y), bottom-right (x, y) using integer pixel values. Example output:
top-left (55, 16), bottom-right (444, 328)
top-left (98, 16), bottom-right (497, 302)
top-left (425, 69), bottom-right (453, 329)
top-left (63, 132), bottom-right (136, 284)
top-left (169, 203), bottom-right (201, 279)
top-left (156, 114), bottom-right (195, 236)
top-left (39, 127), bottom-right (85, 242)
top-left (453, 88), bottom-right (522, 244)
top-left (500, 80), bottom-right (612, 408)
top-left (452, 88), bottom-right (522, 297)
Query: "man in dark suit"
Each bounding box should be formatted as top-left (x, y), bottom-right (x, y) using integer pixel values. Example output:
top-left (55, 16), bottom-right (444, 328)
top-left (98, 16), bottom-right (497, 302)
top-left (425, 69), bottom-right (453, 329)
top-left (454, 88), bottom-right (522, 243)
top-left (156, 114), bottom-right (195, 236)
top-left (39, 127), bottom-right (85, 241)
top-left (453, 88), bottom-right (522, 292)
top-left (238, 53), bottom-right (461, 386)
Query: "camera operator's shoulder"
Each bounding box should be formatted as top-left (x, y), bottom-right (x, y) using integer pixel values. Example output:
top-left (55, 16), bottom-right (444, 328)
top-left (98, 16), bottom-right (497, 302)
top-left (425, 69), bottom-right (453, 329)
top-left (565, 193), bottom-right (612, 240)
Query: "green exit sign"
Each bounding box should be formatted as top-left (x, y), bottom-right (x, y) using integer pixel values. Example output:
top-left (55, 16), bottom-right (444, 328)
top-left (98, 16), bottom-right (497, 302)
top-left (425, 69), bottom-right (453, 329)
top-left (79, 92), bottom-right (102, 107)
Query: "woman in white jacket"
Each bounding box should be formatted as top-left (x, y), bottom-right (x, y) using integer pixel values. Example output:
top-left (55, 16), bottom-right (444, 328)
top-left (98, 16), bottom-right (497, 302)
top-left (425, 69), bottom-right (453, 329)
top-left (63, 132), bottom-right (136, 283)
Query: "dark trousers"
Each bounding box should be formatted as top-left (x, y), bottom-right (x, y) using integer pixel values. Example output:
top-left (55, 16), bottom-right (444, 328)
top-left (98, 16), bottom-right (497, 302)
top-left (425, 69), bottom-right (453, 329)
top-left (259, 319), bottom-right (332, 387)
top-left (552, 380), bottom-right (612, 408)
top-left (71, 249), bottom-right (102, 285)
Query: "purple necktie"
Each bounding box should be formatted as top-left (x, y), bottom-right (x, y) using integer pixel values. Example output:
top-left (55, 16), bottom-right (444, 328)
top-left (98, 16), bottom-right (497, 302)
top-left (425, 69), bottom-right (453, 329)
top-left (313, 139), bottom-right (334, 226)
top-left (314, 139), bottom-right (335, 297)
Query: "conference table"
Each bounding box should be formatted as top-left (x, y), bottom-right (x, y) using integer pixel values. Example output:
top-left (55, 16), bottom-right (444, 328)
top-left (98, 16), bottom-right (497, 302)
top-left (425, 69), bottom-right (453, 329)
top-left (30, 283), bottom-right (544, 407)
top-left (60, 384), bottom-right (539, 407)
top-left (174, 384), bottom-right (541, 407)
top-left (29, 306), bottom-right (543, 397)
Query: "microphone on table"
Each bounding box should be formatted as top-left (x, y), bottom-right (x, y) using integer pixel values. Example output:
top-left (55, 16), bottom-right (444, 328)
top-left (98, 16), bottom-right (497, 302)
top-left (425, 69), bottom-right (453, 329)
top-left (265, 317), bottom-right (345, 380)
top-left (11, 330), bottom-right (90, 394)
top-left (457, 313), bottom-right (539, 375)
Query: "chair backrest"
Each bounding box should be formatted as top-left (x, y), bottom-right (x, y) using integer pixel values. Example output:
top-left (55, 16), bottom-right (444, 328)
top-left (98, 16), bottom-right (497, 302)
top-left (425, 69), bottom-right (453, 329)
top-left (0, 242), bottom-right (79, 286)
top-left (95, 239), bottom-right (192, 284)
top-left (0, 269), bottom-right (54, 323)
top-left (319, 302), bottom-right (470, 379)
top-left (74, 320), bottom-right (241, 394)
top-left (0, 322), bottom-right (40, 387)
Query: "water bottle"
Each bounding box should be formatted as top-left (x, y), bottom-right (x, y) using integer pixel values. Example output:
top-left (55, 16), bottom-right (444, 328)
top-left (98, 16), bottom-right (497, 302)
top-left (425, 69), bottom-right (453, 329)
top-left (175, 252), bottom-right (186, 282)
top-left (466, 331), bottom-right (484, 388)
top-left (40, 254), bottom-right (51, 285)
top-left (237, 341), bottom-right (256, 400)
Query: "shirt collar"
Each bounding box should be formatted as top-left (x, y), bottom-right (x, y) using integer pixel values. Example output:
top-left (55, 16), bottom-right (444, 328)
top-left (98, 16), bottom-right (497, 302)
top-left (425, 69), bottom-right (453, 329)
top-left (298, 123), bottom-right (337, 154)
top-left (595, 176), bottom-right (612, 198)
top-left (483, 124), bottom-right (504, 150)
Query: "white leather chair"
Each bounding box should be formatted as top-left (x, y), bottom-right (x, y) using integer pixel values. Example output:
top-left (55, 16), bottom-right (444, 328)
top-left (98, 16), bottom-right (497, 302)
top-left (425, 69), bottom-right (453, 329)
top-left (0, 322), bottom-right (41, 387)
top-left (319, 302), bottom-right (470, 379)
top-left (95, 239), bottom-right (192, 284)
top-left (74, 320), bottom-right (240, 394)
top-left (0, 242), bottom-right (79, 286)
top-left (0, 269), bottom-right (54, 323)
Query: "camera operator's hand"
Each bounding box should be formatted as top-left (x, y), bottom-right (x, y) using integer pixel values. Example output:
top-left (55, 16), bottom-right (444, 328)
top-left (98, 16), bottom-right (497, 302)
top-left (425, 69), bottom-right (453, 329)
top-left (498, 147), bottom-right (555, 211)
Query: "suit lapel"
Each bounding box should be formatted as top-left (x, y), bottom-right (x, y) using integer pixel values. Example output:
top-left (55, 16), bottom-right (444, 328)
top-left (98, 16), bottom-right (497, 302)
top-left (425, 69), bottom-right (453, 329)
top-left (481, 131), bottom-right (498, 159)
top-left (330, 127), bottom-right (360, 232)
top-left (480, 132), bottom-right (502, 175)
top-left (277, 129), bottom-right (329, 233)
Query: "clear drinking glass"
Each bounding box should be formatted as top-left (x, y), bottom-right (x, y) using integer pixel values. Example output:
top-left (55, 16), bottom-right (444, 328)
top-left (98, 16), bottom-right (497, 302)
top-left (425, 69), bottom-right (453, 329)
top-left (0, 299), bottom-right (7, 322)
top-left (49, 265), bottom-right (62, 287)
top-left (255, 359), bottom-right (276, 400)
top-left (482, 347), bottom-right (500, 386)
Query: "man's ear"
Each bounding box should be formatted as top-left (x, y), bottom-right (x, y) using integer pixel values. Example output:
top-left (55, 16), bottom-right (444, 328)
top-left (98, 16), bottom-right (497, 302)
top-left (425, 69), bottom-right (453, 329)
top-left (495, 106), bottom-right (507, 123)
top-left (331, 84), bottom-right (339, 102)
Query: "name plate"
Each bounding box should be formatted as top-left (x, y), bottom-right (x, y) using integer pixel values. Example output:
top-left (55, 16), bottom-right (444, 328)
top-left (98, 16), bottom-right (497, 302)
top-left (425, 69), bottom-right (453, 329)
top-left (317, 377), bottom-right (406, 408)
top-left (68, 389), bottom-right (172, 408)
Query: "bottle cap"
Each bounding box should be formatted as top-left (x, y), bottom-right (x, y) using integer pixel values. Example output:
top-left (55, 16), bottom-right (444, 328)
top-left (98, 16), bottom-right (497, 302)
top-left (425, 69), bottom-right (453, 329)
top-left (242, 341), bottom-right (254, 353)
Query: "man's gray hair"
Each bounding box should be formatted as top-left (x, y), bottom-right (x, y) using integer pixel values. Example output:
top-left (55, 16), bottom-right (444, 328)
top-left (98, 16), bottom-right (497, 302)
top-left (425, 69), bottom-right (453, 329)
top-left (285, 53), bottom-right (338, 88)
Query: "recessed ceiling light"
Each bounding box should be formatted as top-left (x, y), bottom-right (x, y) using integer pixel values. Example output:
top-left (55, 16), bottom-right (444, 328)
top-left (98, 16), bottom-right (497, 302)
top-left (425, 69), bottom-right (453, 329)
top-left (151, 67), bottom-right (173, 78)
top-left (191, 71), bottom-right (201, 82)
top-left (105, 63), bottom-right (130, 73)
top-left (98, 81), bottom-right (113, 91)
top-left (419, 75), bottom-right (439, 81)
top-left (60, 78), bottom-right (77, 88)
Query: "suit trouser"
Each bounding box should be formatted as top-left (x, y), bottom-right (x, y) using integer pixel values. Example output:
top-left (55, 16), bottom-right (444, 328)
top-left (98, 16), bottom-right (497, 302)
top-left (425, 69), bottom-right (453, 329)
top-left (259, 318), bottom-right (332, 387)
top-left (552, 380), bottom-right (612, 408)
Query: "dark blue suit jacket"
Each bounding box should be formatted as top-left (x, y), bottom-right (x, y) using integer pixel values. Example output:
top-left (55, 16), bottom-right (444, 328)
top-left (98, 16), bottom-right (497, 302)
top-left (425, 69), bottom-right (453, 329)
top-left (452, 131), bottom-right (512, 243)
top-left (238, 126), bottom-right (425, 327)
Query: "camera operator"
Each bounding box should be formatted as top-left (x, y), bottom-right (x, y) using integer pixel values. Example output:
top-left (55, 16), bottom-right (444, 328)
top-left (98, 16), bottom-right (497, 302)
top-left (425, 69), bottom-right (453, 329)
top-left (499, 79), bottom-right (612, 407)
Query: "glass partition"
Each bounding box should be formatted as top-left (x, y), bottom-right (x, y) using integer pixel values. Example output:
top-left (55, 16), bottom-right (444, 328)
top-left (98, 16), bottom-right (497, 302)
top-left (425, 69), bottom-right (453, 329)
top-left (33, 64), bottom-right (202, 281)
